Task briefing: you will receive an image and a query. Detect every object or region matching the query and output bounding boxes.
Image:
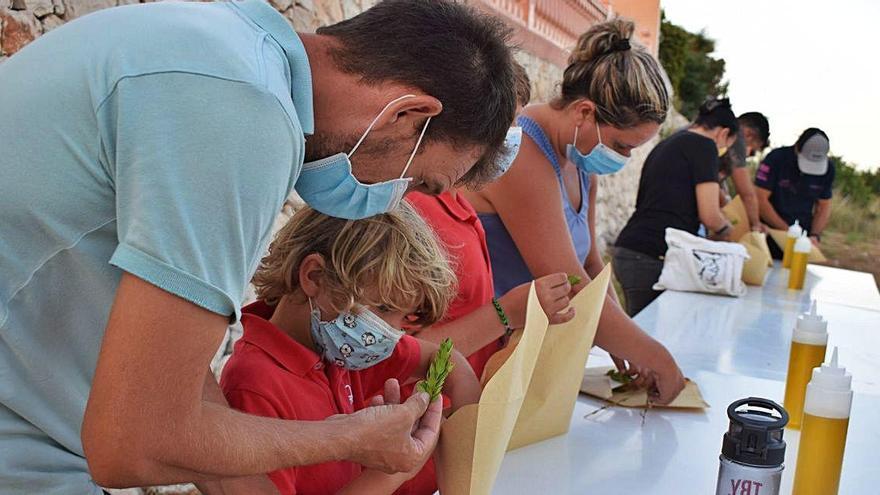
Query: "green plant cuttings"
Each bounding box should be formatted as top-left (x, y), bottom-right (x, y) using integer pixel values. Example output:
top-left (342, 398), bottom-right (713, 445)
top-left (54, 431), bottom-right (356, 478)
top-left (568, 274), bottom-right (582, 286)
top-left (417, 338), bottom-right (455, 401)
top-left (606, 369), bottom-right (634, 386)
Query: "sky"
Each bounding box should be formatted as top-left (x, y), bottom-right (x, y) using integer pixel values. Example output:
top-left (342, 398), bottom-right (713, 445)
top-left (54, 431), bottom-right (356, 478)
top-left (661, 0), bottom-right (880, 171)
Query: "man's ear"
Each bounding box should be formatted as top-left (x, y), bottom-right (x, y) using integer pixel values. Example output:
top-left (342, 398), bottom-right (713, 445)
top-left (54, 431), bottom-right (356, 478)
top-left (371, 94), bottom-right (442, 134)
top-left (298, 253), bottom-right (326, 298)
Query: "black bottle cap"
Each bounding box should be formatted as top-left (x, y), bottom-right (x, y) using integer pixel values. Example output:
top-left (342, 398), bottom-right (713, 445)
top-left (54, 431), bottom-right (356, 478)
top-left (721, 397), bottom-right (789, 467)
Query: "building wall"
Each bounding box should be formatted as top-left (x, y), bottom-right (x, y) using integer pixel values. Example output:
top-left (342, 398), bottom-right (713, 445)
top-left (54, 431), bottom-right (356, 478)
top-left (609, 0), bottom-right (661, 56)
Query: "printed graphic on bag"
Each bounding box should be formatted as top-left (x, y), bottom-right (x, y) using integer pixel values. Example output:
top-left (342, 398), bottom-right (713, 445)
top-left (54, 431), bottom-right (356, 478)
top-left (693, 250), bottom-right (725, 287)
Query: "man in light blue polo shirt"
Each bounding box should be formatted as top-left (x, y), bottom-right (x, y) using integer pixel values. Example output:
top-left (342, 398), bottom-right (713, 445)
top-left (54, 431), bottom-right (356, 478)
top-left (0, 0), bottom-right (519, 492)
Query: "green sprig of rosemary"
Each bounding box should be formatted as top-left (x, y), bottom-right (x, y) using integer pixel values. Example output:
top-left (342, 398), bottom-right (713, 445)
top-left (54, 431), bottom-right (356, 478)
top-left (417, 338), bottom-right (455, 401)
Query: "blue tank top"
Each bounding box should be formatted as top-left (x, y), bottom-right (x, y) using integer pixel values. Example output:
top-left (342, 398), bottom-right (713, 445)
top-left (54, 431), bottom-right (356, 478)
top-left (479, 115), bottom-right (591, 297)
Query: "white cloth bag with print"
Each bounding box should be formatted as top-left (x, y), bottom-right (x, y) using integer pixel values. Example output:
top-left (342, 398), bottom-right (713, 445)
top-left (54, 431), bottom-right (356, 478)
top-left (653, 228), bottom-right (749, 297)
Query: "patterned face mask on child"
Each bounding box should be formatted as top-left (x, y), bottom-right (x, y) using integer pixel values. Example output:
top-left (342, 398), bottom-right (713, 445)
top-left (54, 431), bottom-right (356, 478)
top-left (308, 299), bottom-right (404, 370)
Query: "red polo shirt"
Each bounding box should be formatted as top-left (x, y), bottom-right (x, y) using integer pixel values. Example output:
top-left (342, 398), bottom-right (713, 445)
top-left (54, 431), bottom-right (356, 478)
top-left (392, 192), bottom-right (498, 495)
top-left (220, 301), bottom-right (421, 495)
top-left (408, 191), bottom-right (498, 378)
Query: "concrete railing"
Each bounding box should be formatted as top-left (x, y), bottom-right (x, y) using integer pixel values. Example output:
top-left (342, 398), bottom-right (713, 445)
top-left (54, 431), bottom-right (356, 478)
top-left (476, 0), bottom-right (609, 67)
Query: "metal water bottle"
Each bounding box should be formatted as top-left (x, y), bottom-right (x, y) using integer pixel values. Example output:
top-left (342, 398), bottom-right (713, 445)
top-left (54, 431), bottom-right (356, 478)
top-left (716, 398), bottom-right (788, 495)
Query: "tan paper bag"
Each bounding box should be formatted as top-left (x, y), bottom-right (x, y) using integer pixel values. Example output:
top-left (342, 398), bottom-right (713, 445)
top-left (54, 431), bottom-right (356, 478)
top-left (502, 265), bottom-right (611, 451)
top-left (767, 229), bottom-right (828, 263)
top-left (722, 195), bottom-right (751, 241)
top-left (739, 232), bottom-right (772, 286)
top-left (580, 366), bottom-right (709, 409)
top-left (435, 284), bottom-right (549, 495)
top-left (740, 231), bottom-right (773, 267)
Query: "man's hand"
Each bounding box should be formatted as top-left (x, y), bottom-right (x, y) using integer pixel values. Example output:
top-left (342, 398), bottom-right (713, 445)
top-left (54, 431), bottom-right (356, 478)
top-left (337, 388), bottom-right (443, 474)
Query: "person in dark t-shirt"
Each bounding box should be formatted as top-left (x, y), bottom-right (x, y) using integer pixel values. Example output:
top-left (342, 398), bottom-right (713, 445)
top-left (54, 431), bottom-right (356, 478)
top-left (613, 97), bottom-right (738, 316)
top-left (755, 128), bottom-right (834, 257)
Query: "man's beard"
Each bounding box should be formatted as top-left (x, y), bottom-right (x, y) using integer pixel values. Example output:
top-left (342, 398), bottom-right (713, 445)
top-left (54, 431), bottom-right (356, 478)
top-left (304, 131), bottom-right (395, 163)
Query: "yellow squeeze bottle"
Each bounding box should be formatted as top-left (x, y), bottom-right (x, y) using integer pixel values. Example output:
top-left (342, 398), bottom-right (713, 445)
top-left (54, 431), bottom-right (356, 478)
top-left (792, 347), bottom-right (852, 495)
top-left (782, 220), bottom-right (802, 268)
top-left (783, 301), bottom-right (827, 429)
top-left (788, 233), bottom-right (810, 290)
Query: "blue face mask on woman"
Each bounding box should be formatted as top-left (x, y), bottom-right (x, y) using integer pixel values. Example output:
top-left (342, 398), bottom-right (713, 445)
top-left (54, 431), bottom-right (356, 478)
top-left (308, 299), bottom-right (404, 371)
top-left (294, 95), bottom-right (431, 220)
top-left (566, 121), bottom-right (629, 175)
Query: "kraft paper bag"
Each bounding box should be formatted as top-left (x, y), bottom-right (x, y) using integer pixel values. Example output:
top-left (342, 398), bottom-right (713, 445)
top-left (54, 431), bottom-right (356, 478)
top-left (739, 232), bottom-right (772, 286)
top-left (580, 366), bottom-right (709, 409)
top-left (435, 284), bottom-right (549, 495)
top-left (722, 195), bottom-right (751, 241)
top-left (767, 229), bottom-right (828, 263)
top-left (499, 265), bottom-right (611, 451)
top-left (740, 231), bottom-right (773, 267)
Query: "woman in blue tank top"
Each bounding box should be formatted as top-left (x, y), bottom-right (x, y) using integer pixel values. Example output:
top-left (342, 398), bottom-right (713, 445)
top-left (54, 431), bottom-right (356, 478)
top-left (462, 19), bottom-right (686, 404)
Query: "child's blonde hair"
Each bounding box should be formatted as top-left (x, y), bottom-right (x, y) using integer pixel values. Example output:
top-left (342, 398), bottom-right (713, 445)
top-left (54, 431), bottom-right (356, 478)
top-left (253, 203), bottom-right (456, 326)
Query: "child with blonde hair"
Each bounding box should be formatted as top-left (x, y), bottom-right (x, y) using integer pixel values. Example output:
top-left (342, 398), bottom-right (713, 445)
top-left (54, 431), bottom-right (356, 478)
top-left (221, 203), bottom-right (480, 495)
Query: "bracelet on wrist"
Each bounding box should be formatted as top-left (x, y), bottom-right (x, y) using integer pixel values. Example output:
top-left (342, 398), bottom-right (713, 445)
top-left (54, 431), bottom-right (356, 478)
top-left (714, 223), bottom-right (731, 236)
top-left (492, 298), bottom-right (515, 347)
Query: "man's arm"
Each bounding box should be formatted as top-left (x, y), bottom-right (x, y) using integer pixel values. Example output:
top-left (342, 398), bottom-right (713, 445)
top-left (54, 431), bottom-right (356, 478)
top-left (756, 187), bottom-right (789, 230)
top-left (82, 274), bottom-right (441, 488)
top-left (731, 167), bottom-right (762, 229)
top-left (194, 377), bottom-right (280, 495)
top-left (810, 198), bottom-right (832, 239)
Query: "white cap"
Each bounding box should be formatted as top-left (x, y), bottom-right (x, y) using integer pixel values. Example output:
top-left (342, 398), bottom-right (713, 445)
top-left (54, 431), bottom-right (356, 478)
top-left (797, 133), bottom-right (830, 176)
top-left (793, 300), bottom-right (829, 345)
top-left (794, 232), bottom-right (812, 253)
top-left (787, 220), bottom-right (802, 237)
top-left (804, 347), bottom-right (853, 419)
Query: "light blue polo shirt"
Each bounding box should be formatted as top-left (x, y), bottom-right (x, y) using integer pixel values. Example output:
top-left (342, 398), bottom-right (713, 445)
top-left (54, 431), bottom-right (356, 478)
top-left (0, 1), bottom-right (312, 492)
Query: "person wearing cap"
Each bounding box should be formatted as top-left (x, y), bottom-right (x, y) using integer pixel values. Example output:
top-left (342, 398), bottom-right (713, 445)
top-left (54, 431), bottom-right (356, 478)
top-left (755, 128), bottom-right (834, 254)
top-left (614, 97), bottom-right (739, 316)
top-left (720, 112), bottom-right (771, 230)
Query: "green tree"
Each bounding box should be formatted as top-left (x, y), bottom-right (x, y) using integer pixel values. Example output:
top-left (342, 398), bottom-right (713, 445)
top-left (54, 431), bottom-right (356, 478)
top-left (659, 11), bottom-right (728, 118)
top-left (831, 155), bottom-right (880, 207)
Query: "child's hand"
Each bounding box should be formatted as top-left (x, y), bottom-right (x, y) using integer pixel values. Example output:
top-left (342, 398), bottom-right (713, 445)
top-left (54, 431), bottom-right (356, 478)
top-left (534, 273), bottom-right (575, 325)
top-left (500, 273), bottom-right (575, 328)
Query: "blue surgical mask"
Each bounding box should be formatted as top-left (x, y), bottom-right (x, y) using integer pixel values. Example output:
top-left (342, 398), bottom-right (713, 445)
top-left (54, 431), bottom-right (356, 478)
top-left (566, 122), bottom-right (629, 175)
top-left (308, 299), bottom-right (404, 371)
top-left (295, 95), bottom-right (431, 220)
top-left (489, 126), bottom-right (523, 180)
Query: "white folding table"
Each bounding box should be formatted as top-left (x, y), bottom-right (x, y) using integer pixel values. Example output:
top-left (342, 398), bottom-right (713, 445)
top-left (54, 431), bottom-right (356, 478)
top-left (492, 263), bottom-right (880, 494)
